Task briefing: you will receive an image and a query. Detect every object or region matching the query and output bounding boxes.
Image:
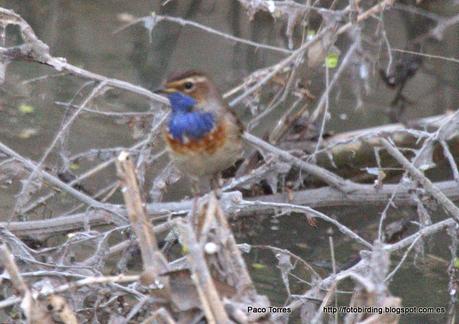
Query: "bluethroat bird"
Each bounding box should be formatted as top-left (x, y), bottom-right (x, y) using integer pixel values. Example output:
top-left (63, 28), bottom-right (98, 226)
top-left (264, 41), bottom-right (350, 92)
top-left (156, 70), bottom-right (244, 193)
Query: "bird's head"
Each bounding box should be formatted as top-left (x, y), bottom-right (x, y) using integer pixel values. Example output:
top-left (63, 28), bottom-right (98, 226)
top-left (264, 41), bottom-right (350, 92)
top-left (156, 70), bottom-right (222, 114)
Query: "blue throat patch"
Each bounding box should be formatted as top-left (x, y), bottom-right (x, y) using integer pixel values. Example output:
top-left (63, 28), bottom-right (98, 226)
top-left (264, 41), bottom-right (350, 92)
top-left (167, 92), bottom-right (215, 143)
top-left (167, 92), bottom-right (196, 114)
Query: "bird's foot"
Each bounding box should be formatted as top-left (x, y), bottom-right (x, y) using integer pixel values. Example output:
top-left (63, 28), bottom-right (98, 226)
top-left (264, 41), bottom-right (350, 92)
top-left (210, 174), bottom-right (223, 199)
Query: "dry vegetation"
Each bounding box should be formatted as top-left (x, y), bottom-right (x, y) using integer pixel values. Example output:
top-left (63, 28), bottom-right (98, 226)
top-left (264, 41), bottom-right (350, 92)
top-left (0, 1), bottom-right (458, 323)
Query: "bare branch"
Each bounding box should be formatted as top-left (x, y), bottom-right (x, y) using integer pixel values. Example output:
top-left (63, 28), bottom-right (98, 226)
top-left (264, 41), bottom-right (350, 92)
top-left (116, 151), bottom-right (168, 279)
top-left (380, 138), bottom-right (459, 223)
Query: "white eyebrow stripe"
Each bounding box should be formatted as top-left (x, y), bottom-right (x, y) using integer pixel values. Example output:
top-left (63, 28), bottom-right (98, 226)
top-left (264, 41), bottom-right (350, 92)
top-left (186, 76), bottom-right (206, 83)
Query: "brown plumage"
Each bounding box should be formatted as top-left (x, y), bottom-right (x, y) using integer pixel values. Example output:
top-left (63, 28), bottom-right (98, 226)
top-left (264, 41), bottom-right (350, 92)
top-left (159, 70), bottom-right (244, 188)
top-left (164, 121), bottom-right (226, 155)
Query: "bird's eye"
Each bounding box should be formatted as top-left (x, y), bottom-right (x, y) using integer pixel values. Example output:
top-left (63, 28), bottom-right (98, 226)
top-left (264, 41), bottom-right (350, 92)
top-left (184, 82), bottom-right (194, 90)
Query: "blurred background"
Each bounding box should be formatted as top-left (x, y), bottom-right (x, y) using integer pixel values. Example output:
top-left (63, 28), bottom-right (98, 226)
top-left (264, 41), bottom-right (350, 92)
top-left (1, 1), bottom-right (458, 322)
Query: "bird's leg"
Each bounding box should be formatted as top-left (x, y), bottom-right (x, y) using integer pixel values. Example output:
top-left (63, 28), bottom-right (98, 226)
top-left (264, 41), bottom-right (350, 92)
top-left (190, 179), bottom-right (200, 229)
top-left (210, 173), bottom-right (222, 198)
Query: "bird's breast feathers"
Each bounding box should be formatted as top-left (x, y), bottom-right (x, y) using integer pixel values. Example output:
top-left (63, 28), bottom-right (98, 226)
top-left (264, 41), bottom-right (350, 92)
top-left (164, 120), bottom-right (227, 155)
top-left (163, 111), bottom-right (243, 176)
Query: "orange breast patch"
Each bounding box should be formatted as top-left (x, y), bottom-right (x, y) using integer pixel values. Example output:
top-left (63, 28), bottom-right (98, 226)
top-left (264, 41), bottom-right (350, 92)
top-left (164, 122), bottom-right (226, 155)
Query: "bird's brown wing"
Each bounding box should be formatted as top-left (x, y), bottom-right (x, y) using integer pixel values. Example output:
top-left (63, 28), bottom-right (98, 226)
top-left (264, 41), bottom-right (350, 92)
top-left (227, 109), bottom-right (245, 135)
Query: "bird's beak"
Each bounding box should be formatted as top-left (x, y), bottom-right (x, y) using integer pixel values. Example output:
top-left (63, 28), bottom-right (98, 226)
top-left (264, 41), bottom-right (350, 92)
top-left (153, 86), bottom-right (175, 94)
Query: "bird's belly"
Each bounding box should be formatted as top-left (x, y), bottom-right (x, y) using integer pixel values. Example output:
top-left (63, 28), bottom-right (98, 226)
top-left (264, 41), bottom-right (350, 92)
top-left (168, 138), bottom-right (242, 177)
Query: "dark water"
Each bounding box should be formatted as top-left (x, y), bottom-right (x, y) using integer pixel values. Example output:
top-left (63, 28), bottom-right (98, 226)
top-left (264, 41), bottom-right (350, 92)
top-left (1, 1), bottom-right (459, 323)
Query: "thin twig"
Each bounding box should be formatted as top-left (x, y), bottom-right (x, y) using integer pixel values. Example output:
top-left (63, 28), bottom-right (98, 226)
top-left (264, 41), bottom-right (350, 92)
top-left (116, 151), bottom-right (168, 279)
top-left (380, 138), bottom-right (459, 223)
